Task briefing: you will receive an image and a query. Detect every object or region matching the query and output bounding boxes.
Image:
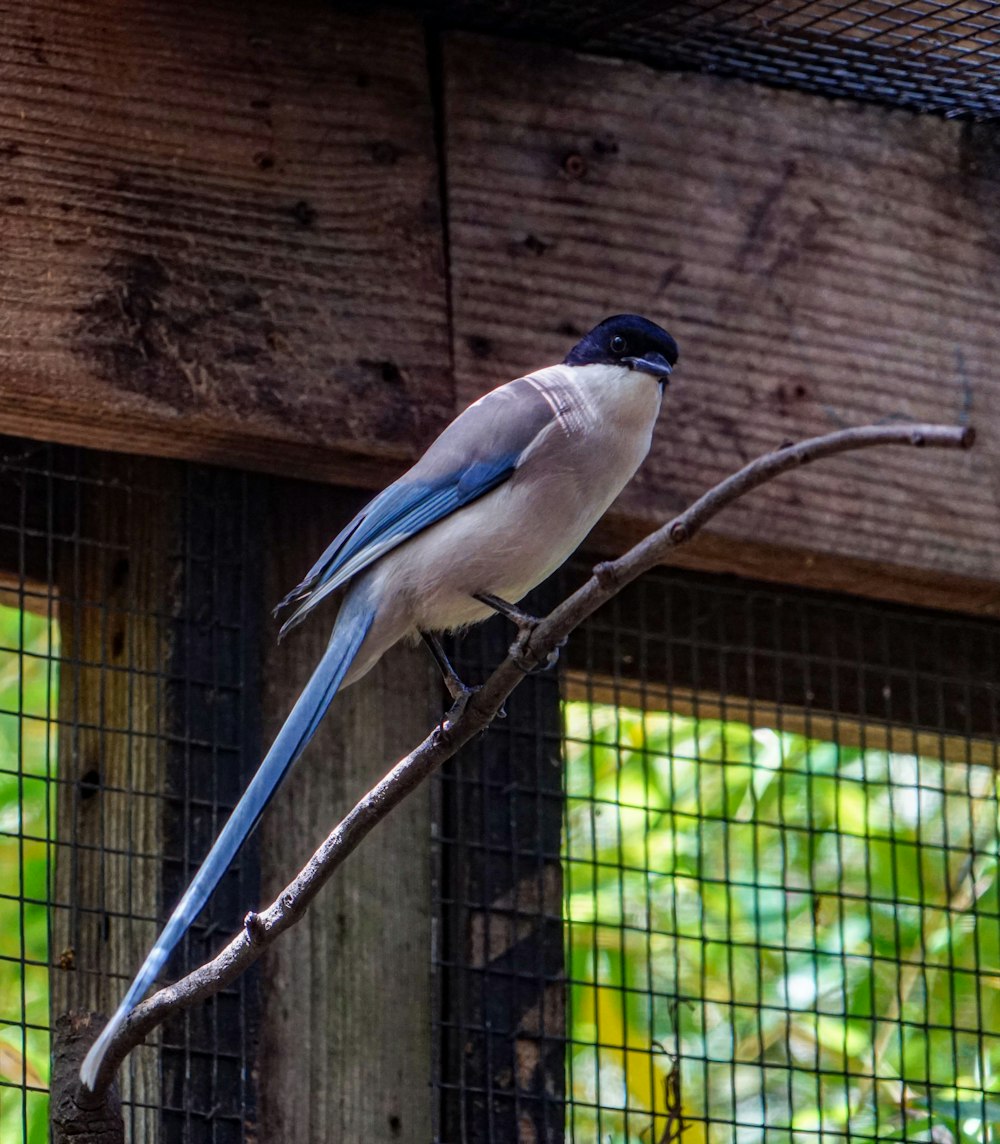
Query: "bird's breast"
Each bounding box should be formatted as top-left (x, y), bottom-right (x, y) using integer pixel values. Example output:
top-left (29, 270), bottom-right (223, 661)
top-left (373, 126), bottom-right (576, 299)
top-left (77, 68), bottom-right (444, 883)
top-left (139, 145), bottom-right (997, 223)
top-left (368, 368), bottom-right (663, 635)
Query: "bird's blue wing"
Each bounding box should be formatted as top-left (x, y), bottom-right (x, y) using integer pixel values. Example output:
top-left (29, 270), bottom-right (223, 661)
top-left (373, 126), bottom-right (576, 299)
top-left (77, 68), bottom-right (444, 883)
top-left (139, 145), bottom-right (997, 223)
top-left (275, 374), bottom-right (561, 635)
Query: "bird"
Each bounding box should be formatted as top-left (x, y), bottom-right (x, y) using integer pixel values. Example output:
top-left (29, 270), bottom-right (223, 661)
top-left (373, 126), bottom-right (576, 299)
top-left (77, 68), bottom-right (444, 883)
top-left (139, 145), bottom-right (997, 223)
top-left (79, 313), bottom-right (679, 1089)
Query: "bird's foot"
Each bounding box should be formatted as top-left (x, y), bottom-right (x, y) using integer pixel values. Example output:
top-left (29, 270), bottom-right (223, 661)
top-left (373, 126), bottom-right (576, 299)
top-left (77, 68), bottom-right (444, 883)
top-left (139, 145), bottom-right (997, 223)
top-left (421, 630), bottom-right (486, 732)
top-left (442, 682), bottom-right (477, 730)
top-left (510, 631), bottom-right (567, 675)
top-left (422, 631), bottom-right (474, 699)
top-left (474, 592), bottom-right (540, 631)
top-left (474, 593), bottom-right (564, 675)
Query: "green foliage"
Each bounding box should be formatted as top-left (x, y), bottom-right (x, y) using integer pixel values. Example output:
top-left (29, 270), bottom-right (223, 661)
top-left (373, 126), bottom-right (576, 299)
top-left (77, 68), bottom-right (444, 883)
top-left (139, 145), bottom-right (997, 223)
top-left (0, 604), bottom-right (58, 1144)
top-left (1, 600), bottom-right (998, 1144)
top-left (564, 702), bottom-right (1000, 1143)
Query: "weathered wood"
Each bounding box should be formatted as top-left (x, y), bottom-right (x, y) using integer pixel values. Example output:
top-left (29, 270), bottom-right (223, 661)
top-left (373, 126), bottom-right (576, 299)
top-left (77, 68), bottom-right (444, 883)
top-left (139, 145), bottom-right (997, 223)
top-left (50, 451), bottom-right (263, 1141)
top-left (444, 35), bottom-right (1000, 602)
top-left (53, 453), bottom-right (175, 1144)
top-left (588, 520), bottom-right (1000, 619)
top-left (51, 1013), bottom-right (124, 1144)
top-left (256, 478), bottom-right (440, 1144)
top-left (560, 560), bottom-right (1000, 766)
top-left (0, 1), bottom-right (450, 482)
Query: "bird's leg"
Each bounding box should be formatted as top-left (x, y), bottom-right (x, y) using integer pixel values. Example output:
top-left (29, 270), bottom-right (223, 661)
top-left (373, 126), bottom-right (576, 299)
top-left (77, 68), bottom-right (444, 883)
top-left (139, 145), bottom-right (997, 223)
top-left (473, 592), bottom-right (566, 674)
top-left (420, 630), bottom-right (476, 724)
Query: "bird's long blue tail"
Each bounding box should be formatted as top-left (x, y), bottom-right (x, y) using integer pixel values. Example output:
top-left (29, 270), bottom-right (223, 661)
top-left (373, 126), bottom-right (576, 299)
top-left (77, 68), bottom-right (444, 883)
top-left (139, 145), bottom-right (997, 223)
top-left (79, 595), bottom-right (375, 1090)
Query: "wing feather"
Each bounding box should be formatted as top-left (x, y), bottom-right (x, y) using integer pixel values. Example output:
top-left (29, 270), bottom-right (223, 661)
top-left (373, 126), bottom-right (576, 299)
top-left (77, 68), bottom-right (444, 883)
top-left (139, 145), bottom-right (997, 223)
top-left (275, 373), bottom-right (561, 636)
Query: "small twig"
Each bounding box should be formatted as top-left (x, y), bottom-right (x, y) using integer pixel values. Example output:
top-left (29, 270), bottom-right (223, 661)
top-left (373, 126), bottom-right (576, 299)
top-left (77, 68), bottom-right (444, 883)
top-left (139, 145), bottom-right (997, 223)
top-left (79, 422), bottom-right (972, 1097)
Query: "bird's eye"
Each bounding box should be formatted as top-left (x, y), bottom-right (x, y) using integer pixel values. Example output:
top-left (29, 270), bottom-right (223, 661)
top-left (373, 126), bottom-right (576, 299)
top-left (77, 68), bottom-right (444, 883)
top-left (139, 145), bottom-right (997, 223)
top-left (610, 335), bottom-right (627, 354)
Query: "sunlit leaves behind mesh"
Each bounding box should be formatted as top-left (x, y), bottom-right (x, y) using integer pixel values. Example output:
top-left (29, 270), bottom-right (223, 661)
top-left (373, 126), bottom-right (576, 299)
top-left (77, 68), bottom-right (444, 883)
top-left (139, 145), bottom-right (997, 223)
top-left (563, 701), bottom-right (1000, 1143)
top-left (0, 604), bottom-right (58, 1144)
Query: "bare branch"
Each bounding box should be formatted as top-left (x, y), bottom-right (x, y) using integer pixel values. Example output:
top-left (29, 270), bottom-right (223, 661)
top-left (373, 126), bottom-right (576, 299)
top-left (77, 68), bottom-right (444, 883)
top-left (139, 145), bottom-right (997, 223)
top-left (81, 421), bottom-right (973, 1096)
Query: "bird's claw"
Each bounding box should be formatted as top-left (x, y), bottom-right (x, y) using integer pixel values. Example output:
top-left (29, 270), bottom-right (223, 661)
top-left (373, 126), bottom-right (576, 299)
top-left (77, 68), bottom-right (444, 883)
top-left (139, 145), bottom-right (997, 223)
top-left (510, 632), bottom-right (567, 675)
top-left (472, 592), bottom-right (560, 672)
top-left (439, 684), bottom-right (478, 732)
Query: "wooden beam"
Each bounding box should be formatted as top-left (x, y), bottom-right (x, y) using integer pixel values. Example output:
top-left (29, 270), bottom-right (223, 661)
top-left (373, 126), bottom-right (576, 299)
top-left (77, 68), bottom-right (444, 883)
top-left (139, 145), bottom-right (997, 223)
top-left (586, 522), bottom-right (1000, 620)
top-left (443, 34), bottom-right (1000, 606)
top-left (256, 478), bottom-right (440, 1143)
top-left (0, 1), bottom-right (450, 483)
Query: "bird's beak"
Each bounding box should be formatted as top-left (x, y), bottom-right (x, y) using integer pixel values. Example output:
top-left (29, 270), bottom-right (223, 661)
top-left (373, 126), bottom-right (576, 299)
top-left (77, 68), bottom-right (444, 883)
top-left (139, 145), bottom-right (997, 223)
top-left (624, 353), bottom-right (673, 382)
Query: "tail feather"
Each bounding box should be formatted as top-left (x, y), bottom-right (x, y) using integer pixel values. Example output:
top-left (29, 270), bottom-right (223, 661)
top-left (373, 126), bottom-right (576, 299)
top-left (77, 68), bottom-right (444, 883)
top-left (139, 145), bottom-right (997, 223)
top-left (79, 598), bottom-right (375, 1091)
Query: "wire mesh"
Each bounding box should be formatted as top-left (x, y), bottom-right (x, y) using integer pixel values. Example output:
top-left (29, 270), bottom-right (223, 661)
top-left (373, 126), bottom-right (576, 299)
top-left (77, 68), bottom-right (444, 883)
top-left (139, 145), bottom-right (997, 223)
top-left (417, 0), bottom-right (1000, 118)
top-left (433, 558), bottom-right (1000, 1142)
top-left (0, 435), bottom-right (261, 1144)
top-left (3, 428), bottom-right (998, 1141)
top-left (435, 581), bottom-right (566, 1143)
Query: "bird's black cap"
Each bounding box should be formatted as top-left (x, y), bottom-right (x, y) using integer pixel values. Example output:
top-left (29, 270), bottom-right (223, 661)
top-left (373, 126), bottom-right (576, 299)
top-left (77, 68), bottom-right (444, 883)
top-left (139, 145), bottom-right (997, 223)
top-left (563, 314), bottom-right (679, 382)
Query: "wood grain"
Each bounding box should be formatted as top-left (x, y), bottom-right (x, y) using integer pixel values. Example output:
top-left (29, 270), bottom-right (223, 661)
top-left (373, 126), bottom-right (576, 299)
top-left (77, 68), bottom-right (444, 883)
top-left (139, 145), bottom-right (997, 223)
top-left (444, 34), bottom-right (1000, 600)
top-left (588, 519), bottom-right (1000, 619)
top-left (256, 478), bottom-right (440, 1144)
top-left (0, 1), bottom-right (450, 480)
top-left (52, 455), bottom-right (176, 1143)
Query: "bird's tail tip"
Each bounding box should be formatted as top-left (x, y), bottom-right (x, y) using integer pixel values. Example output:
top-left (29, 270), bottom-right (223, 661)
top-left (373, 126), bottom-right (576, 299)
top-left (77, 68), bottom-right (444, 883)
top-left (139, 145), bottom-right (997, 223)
top-left (78, 1010), bottom-right (123, 1093)
top-left (276, 604), bottom-right (312, 643)
top-left (272, 578), bottom-right (314, 620)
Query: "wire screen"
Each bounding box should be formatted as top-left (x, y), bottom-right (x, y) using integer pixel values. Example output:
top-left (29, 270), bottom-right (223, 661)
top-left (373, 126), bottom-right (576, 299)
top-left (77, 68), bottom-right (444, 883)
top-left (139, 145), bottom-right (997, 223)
top-left (434, 558), bottom-right (1000, 1142)
top-left (418, 0), bottom-right (1000, 118)
top-left (0, 435), bottom-right (261, 1144)
top-left (435, 580), bottom-right (567, 1143)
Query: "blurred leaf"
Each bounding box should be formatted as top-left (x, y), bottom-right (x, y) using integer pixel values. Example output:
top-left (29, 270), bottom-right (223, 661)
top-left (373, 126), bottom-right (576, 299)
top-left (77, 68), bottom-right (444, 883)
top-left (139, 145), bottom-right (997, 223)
top-left (563, 700), bottom-right (1000, 1142)
top-left (0, 603), bottom-right (58, 1144)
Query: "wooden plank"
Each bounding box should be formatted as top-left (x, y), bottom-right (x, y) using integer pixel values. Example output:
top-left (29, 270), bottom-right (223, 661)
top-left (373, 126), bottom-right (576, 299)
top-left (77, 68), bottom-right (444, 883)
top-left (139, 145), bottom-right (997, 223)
top-left (256, 478), bottom-right (440, 1143)
top-left (564, 674), bottom-right (999, 770)
top-left (49, 452), bottom-right (263, 1141)
top-left (0, 1), bottom-right (450, 483)
top-left (443, 34), bottom-right (1000, 604)
top-left (52, 454), bottom-right (176, 1143)
top-left (588, 520), bottom-right (1000, 619)
top-left (560, 559), bottom-right (1000, 762)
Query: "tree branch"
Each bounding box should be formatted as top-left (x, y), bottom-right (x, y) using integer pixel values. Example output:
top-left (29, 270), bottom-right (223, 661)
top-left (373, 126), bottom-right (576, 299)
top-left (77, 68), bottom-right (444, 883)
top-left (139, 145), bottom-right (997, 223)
top-left (79, 421), bottom-right (973, 1098)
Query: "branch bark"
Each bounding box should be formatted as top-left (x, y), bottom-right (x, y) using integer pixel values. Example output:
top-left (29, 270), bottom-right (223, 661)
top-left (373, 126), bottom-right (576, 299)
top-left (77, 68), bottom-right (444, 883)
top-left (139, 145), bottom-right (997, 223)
top-left (76, 421), bottom-right (973, 1101)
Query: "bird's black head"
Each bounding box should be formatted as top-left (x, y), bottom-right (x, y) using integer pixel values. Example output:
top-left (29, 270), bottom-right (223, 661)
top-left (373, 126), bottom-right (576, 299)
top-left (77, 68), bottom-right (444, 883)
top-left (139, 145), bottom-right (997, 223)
top-left (563, 314), bottom-right (679, 385)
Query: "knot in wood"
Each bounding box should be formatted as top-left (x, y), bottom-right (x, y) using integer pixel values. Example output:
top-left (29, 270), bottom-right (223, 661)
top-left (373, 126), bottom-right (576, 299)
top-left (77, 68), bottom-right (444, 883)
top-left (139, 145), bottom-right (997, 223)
top-left (669, 521), bottom-right (688, 544)
top-left (561, 152), bottom-right (587, 180)
top-left (593, 561), bottom-right (618, 589)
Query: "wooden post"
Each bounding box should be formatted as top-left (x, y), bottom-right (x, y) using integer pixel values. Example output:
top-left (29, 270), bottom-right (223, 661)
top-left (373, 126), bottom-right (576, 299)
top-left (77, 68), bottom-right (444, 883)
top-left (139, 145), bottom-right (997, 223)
top-left (256, 477), bottom-right (440, 1142)
top-left (52, 452), bottom-right (177, 1142)
top-left (50, 449), bottom-right (264, 1142)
